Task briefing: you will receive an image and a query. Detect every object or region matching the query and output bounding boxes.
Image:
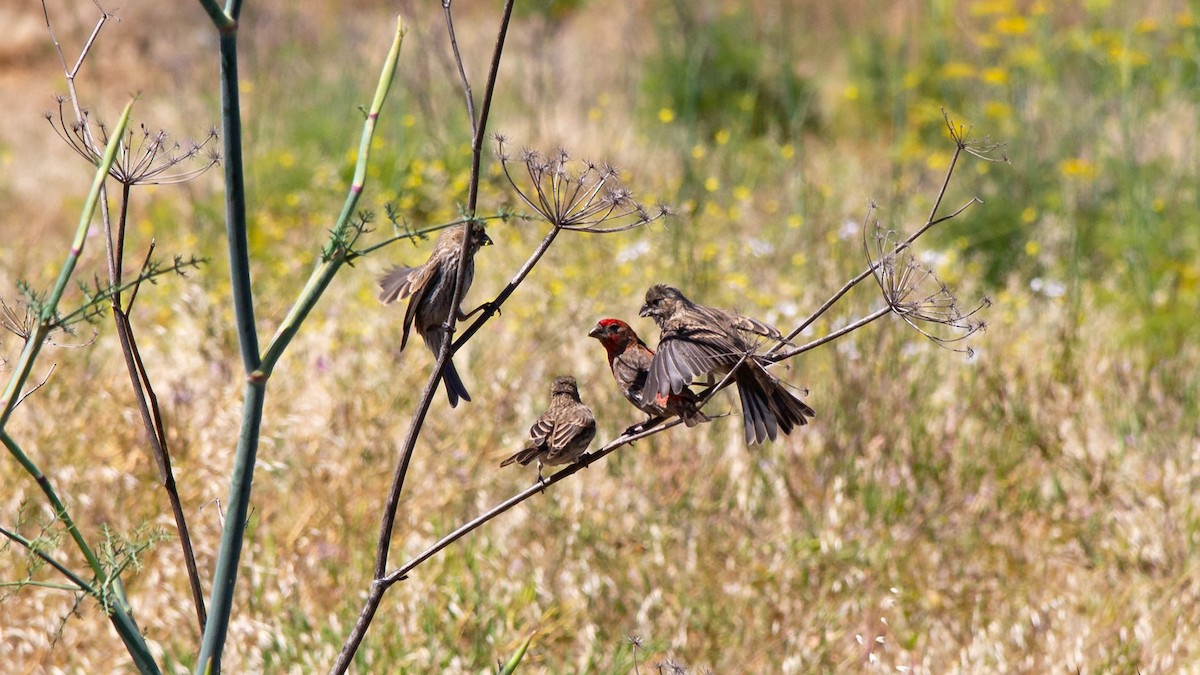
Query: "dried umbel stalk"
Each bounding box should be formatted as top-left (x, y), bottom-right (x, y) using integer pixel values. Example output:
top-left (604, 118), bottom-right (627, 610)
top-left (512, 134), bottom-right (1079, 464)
top-left (46, 98), bottom-right (220, 186)
top-left (864, 212), bottom-right (991, 354)
top-left (494, 136), bottom-right (672, 232)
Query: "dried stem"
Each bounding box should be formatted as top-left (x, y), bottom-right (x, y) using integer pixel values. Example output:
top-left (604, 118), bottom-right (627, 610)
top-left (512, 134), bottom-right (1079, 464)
top-left (332, 3), bottom-right (516, 671)
top-left (770, 112), bottom-right (999, 358)
top-left (41, 0), bottom-right (214, 633)
top-left (380, 420), bottom-right (685, 588)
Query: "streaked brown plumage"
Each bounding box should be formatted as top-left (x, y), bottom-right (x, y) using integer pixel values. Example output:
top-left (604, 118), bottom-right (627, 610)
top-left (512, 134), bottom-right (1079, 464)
top-left (639, 284), bottom-right (815, 444)
top-left (500, 376), bottom-right (596, 477)
top-left (379, 223), bottom-right (491, 407)
top-left (588, 318), bottom-right (709, 429)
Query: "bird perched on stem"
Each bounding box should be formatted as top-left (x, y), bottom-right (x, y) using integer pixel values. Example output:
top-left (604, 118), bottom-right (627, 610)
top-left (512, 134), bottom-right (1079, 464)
top-left (639, 284), bottom-right (815, 444)
top-left (379, 223), bottom-right (492, 407)
top-left (501, 375), bottom-right (596, 481)
top-left (588, 318), bottom-right (710, 432)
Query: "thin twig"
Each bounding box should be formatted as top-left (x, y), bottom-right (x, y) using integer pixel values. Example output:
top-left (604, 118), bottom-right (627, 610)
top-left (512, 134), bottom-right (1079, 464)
top-left (112, 307), bottom-right (207, 630)
top-left (380, 418), bottom-right (685, 588)
top-left (453, 223), bottom-right (562, 350)
top-left (0, 524), bottom-right (96, 594)
top-left (13, 364), bottom-right (56, 409)
top-left (443, 0), bottom-right (477, 139)
top-left (770, 307), bottom-right (892, 361)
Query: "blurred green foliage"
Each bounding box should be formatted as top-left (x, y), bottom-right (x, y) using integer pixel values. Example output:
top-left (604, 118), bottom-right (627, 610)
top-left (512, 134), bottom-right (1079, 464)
top-left (641, 4), bottom-right (818, 143)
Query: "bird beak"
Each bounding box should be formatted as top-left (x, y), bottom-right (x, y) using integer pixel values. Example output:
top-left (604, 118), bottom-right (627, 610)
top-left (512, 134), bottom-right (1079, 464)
top-left (638, 304), bottom-right (651, 318)
top-left (480, 232), bottom-right (494, 246)
top-left (587, 324), bottom-right (604, 339)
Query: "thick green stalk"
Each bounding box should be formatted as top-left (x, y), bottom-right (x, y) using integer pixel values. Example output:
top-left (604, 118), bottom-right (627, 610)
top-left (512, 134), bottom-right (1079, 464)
top-left (1, 431), bottom-right (104, 593)
top-left (196, 8), bottom-right (405, 672)
top-left (196, 2), bottom-right (261, 670)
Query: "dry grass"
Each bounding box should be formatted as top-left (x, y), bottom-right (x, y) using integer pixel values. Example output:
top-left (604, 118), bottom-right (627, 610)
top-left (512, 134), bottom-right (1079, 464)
top-left (2, 1), bottom-right (1198, 673)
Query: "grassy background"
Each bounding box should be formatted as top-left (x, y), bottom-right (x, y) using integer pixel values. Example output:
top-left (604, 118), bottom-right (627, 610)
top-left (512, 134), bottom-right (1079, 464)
top-left (2, 0), bottom-right (1198, 672)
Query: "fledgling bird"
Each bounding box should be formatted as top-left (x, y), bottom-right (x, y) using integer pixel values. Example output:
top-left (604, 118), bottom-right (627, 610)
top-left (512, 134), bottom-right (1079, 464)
top-left (588, 318), bottom-right (710, 431)
top-left (500, 375), bottom-right (597, 480)
top-left (639, 284), bottom-right (815, 445)
top-left (379, 223), bottom-right (492, 407)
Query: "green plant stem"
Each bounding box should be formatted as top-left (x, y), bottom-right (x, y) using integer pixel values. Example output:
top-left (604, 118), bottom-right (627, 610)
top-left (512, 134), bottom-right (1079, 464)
top-left (196, 2), bottom-right (258, 670)
top-left (197, 382), bottom-right (264, 670)
top-left (0, 100), bottom-right (132, 425)
top-left (0, 524), bottom-right (95, 594)
top-left (0, 98), bottom-right (126, 621)
top-left (0, 580), bottom-right (80, 591)
top-left (195, 0), bottom-right (235, 31)
top-left (0, 431), bottom-right (104, 595)
top-left (1, 432), bottom-right (159, 673)
top-left (355, 214), bottom-right (508, 258)
top-left (259, 18), bottom-right (406, 378)
top-left (0, 98), bottom-right (157, 674)
top-left (197, 12), bottom-right (405, 672)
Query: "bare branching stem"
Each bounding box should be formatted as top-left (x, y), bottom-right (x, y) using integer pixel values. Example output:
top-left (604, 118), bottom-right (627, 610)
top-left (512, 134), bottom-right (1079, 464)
top-left (443, 0), bottom-right (477, 138)
top-left (112, 305), bottom-right (207, 630)
top-left (772, 125), bottom-right (983, 353)
top-left (332, 3), bottom-right (515, 671)
top-left (771, 306), bottom-right (892, 361)
top-left (453, 224), bottom-right (563, 350)
top-left (1, 100), bottom-right (131, 424)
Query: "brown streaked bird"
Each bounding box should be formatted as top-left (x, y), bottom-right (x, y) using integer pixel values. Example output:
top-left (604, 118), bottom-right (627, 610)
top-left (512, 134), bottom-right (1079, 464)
top-left (639, 284), bottom-right (815, 444)
top-left (379, 223), bottom-right (492, 407)
top-left (500, 375), bottom-right (596, 480)
top-left (588, 318), bottom-right (710, 431)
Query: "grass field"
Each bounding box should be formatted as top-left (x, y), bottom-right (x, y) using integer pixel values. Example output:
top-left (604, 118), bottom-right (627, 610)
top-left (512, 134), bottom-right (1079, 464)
top-left (2, 0), bottom-right (1199, 672)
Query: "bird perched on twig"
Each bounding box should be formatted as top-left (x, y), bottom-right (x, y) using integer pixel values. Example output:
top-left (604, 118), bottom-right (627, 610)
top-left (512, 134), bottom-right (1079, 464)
top-left (501, 375), bottom-right (596, 481)
top-left (639, 284), bottom-right (815, 444)
top-left (379, 223), bottom-right (492, 407)
top-left (588, 318), bottom-right (710, 432)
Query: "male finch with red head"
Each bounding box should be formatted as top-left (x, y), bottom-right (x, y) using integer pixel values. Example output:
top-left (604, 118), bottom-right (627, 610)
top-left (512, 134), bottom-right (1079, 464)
top-left (639, 284), bottom-right (815, 444)
top-left (588, 318), bottom-right (710, 430)
top-left (501, 375), bottom-right (597, 480)
top-left (379, 223), bottom-right (492, 407)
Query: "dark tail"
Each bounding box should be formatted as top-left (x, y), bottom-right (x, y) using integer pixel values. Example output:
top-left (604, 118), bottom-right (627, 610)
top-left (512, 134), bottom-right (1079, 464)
top-left (735, 362), bottom-right (815, 444)
top-left (500, 445), bottom-right (540, 467)
top-left (442, 358), bottom-right (472, 408)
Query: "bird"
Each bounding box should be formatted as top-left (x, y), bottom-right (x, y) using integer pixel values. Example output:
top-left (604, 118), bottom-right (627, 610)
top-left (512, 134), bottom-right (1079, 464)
top-left (379, 223), bottom-right (492, 407)
top-left (500, 375), bottom-right (597, 481)
top-left (638, 284), bottom-right (815, 444)
top-left (588, 318), bottom-right (710, 432)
